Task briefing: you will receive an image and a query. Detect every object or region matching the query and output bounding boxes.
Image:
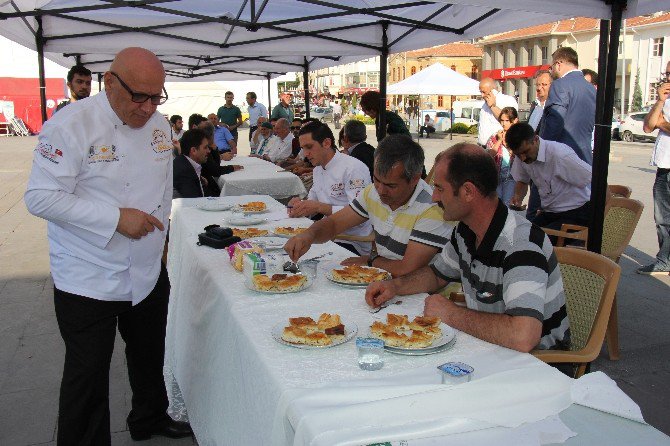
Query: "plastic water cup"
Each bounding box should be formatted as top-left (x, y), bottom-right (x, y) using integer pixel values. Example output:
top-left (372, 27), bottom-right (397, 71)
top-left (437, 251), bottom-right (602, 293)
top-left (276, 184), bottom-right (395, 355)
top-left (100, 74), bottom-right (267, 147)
top-left (356, 338), bottom-right (384, 371)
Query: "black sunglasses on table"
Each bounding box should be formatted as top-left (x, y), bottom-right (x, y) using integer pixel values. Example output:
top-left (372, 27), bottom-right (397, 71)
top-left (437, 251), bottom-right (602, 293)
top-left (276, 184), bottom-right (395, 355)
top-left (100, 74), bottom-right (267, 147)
top-left (110, 71), bottom-right (168, 105)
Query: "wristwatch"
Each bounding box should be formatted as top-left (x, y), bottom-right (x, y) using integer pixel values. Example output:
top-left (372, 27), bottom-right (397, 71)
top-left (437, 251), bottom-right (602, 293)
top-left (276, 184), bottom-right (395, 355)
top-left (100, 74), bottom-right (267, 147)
top-left (367, 252), bottom-right (380, 267)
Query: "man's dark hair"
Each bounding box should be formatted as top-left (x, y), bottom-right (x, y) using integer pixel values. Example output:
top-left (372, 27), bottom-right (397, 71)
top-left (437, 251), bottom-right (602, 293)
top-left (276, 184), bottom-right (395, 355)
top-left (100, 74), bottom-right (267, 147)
top-left (199, 121), bottom-right (215, 140)
top-left (374, 134), bottom-right (424, 181)
top-left (582, 68), bottom-right (598, 86)
top-left (343, 119), bottom-right (367, 144)
top-left (504, 122), bottom-right (536, 151)
top-left (188, 113), bottom-right (206, 129)
top-left (225, 91), bottom-right (234, 96)
top-left (180, 129), bottom-right (207, 157)
top-left (170, 115), bottom-right (182, 125)
top-left (292, 118), bottom-right (303, 125)
top-left (247, 91), bottom-right (257, 99)
top-left (360, 91), bottom-right (380, 113)
top-left (67, 65), bottom-right (91, 83)
top-left (302, 117), bottom-right (320, 126)
top-left (552, 47), bottom-right (579, 67)
top-left (298, 121), bottom-right (336, 149)
top-left (436, 143), bottom-right (497, 197)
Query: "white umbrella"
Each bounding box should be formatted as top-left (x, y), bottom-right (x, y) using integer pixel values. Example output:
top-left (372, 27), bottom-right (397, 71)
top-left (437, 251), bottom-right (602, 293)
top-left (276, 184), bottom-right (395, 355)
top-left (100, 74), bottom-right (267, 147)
top-left (387, 62), bottom-right (480, 96)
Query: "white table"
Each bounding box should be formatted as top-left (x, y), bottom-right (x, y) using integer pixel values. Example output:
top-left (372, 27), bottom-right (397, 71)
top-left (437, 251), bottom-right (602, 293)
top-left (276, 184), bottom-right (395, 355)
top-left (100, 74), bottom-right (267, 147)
top-left (164, 196), bottom-right (670, 446)
top-left (217, 156), bottom-right (307, 199)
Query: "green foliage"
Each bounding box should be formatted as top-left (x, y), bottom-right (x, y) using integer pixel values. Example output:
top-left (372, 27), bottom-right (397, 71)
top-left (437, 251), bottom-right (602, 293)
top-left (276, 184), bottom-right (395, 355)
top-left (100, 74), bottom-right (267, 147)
top-left (347, 115), bottom-right (375, 125)
top-left (467, 125), bottom-right (478, 135)
top-left (631, 68), bottom-right (643, 112)
top-left (448, 123), bottom-right (471, 134)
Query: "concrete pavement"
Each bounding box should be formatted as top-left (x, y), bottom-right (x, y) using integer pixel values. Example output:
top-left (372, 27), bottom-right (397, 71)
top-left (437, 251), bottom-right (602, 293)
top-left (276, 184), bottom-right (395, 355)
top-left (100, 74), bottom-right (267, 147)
top-left (0, 127), bottom-right (668, 444)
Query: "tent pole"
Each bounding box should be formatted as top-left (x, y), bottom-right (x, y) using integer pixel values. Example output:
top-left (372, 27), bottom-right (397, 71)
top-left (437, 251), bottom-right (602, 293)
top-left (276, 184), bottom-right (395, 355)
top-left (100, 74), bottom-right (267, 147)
top-left (36, 16), bottom-right (48, 124)
top-left (378, 21), bottom-right (389, 140)
top-left (450, 95), bottom-right (454, 141)
top-left (267, 74), bottom-right (272, 113)
top-left (303, 57), bottom-right (310, 120)
top-left (97, 73), bottom-right (102, 93)
top-left (588, 0), bottom-right (625, 253)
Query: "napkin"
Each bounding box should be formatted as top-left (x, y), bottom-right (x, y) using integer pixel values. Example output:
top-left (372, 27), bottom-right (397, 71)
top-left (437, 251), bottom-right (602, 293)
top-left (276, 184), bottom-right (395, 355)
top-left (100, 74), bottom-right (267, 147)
top-left (276, 364), bottom-right (574, 446)
top-left (571, 371), bottom-right (645, 423)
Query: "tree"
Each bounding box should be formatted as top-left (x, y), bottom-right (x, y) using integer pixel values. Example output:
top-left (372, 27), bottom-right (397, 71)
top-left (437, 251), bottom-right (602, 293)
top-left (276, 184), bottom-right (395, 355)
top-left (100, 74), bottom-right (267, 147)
top-left (631, 68), bottom-right (643, 112)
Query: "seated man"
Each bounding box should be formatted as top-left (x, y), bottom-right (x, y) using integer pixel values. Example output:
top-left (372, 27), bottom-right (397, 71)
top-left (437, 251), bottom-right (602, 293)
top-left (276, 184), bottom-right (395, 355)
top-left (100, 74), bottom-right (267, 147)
top-left (198, 121), bottom-right (243, 196)
top-left (419, 114), bottom-right (436, 138)
top-left (213, 121), bottom-right (238, 155)
top-left (261, 118), bottom-right (294, 164)
top-left (341, 119), bottom-right (375, 179)
top-left (366, 143), bottom-right (570, 352)
top-left (250, 116), bottom-right (268, 154)
top-left (287, 121), bottom-right (372, 255)
top-left (506, 123), bottom-right (592, 231)
top-left (252, 121), bottom-right (279, 157)
top-left (284, 134), bottom-right (453, 278)
top-left (173, 129), bottom-right (212, 198)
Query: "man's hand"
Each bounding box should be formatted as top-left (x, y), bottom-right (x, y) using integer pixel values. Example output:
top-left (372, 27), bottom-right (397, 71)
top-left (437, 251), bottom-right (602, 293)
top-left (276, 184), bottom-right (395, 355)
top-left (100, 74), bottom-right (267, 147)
top-left (423, 293), bottom-right (454, 323)
top-left (288, 199), bottom-right (323, 218)
top-left (117, 208), bottom-right (165, 240)
top-left (483, 92), bottom-right (496, 108)
top-left (509, 194), bottom-right (524, 208)
top-left (221, 152), bottom-right (234, 161)
top-left (283, 232), bottom-right (314, 262)
top-left (340, 256), bottom-right (368, 267)
top-left (658, 82), bottom-right (670, 102)
top-left (232, 165), bottom-right (244, 172)
top-left (365, 280), bottom-right (397, 308)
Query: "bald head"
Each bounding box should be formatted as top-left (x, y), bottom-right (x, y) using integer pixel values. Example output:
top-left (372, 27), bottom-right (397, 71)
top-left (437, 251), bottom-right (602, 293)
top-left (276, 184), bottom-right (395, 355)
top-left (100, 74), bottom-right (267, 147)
top-left (104, 47), bottom-right (165, 128)
top-left (479, 77), bottom-right (497, 95)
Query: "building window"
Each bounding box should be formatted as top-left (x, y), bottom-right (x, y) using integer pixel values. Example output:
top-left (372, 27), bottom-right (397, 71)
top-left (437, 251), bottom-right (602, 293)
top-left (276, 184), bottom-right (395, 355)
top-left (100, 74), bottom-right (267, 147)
top-left (528, 46), bottom-right (534, 63)
top-left (403, 67), bottom-right (406, 78)
top-left (526, 79), bottom-right (533, 103)
top-left (392, 68), bottom-right (396, 81)
top-left (471, 65), bottom-right (478, 79)
top-left (419, 65), bottom-right (423, 71)
top-left (411, 66), bottom-right (416, 75)
top-left (451, 64), bottom-right (457, 72)
top-left (438, 96), bottom-right (444, 107)
top-left (649, 83), bottom-right (659, 102)
top-left (653, 37), bottom-right (664, 57)
top-left (541, 46), bottom-right (548, 64)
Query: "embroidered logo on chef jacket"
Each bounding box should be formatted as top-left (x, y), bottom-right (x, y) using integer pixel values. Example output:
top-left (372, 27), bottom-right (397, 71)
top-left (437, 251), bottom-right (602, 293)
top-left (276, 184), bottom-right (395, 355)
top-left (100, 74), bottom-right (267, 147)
top-left (151, 129), bottom-right (173, 154)
top-left (330, 182), bottom-right (345, 198)
top-left (88, 144), bottom-right (119, 163)
top-left (349, 178), bottom-right (366, 189)
top-left (36, 142), bottom-right (63, 164)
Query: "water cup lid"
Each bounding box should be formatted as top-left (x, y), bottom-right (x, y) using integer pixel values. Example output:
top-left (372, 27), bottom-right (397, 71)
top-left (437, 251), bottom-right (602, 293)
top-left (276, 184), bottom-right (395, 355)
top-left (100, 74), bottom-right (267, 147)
top-left (356, 337), bottom-right (384, 348)
top-left (437, 362), bottom-right (474, 377)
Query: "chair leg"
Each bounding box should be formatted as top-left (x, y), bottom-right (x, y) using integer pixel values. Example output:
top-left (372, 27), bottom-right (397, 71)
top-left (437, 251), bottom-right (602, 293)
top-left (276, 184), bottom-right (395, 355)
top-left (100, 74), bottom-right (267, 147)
top-left (575, 363), bottom-right (587, 379)
top-left (606, 293), bottom-right (620, 360)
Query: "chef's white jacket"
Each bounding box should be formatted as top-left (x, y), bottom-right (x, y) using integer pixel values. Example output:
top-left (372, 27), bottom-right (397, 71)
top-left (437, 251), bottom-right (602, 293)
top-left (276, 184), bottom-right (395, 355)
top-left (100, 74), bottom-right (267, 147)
top-left (25, 92), bottom-right (173, 305)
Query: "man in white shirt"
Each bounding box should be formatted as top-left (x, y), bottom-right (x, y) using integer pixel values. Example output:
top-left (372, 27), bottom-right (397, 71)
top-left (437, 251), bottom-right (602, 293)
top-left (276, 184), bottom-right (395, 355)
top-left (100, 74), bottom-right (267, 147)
top-left (287, 121), bottom-right (372, 254)
top-left (262, 118), bottom-right (294, 163)
top-left (638, 63), bottom-right (670, 275)
top-left (332, 99), bottom-right (343, 129)
top-left (252, 121), bottom-right (279, 157)
top-left (477, 77), bottom-right (518, 147)
top-left (24, 47), bottom-right (192, 444)
top-left (419, 114), bottom-right (436, 138)
top-left (246, 91), bottom-right (268, 142)
top-left (507, 123), bottom-right (592, 232)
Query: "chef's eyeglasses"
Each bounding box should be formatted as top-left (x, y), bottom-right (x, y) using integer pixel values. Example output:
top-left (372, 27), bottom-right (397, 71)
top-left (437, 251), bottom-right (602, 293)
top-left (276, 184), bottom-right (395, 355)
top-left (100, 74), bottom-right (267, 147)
top-left (110, 72), bottom-right (168, 105)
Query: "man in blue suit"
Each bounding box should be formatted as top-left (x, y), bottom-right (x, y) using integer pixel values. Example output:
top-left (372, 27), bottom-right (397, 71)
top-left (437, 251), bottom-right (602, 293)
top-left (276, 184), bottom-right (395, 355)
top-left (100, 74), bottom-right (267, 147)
top-left (539, 47), bottom-right (595, 166)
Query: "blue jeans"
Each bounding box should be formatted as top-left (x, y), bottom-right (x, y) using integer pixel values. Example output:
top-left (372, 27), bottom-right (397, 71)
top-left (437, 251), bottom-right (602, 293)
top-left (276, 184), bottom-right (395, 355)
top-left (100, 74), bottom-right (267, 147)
top-left (653, 168), bottom-right (670, 268)
top-left (497, 165), bottom-right (515, 205)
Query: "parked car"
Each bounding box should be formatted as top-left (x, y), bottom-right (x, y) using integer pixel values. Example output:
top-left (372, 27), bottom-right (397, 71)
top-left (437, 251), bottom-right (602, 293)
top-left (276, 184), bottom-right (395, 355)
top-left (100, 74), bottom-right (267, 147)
top-left (618, 112), bottom-right (658, 142)
top-left (310, 106), bottom-right (333, 122)
top-left (611, 117), bottom-right (621, 140)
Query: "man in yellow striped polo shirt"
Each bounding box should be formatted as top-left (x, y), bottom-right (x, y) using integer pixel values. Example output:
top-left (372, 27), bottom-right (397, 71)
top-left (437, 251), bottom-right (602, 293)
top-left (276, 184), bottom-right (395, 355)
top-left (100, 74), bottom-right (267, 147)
top-left (284, 135), bottom-right (453, 278)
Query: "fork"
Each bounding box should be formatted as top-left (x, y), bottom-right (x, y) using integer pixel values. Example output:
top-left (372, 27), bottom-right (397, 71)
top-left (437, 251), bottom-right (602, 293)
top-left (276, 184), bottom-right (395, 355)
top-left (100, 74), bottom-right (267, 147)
top-left (369, 300), bottom-right (403, 314)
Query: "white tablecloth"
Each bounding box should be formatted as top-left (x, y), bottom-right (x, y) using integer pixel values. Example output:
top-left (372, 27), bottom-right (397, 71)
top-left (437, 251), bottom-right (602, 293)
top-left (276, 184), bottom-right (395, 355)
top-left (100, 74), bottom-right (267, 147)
top-left (217, 156), bottom-right (307, 199)
top-left (164, 196), bottom-right (664, 446)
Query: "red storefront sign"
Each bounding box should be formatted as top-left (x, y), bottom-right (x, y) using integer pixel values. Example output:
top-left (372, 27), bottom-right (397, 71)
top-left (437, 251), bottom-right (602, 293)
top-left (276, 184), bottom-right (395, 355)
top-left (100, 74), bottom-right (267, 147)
top-left (481, 65), bottom-right (551, 80)
top-left (0, 77), bottom-right (67, 133)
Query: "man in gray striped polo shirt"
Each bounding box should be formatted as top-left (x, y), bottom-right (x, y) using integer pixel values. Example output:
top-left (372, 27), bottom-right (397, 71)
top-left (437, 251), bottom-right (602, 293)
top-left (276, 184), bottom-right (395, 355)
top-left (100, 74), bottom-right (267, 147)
top-left (366, 143), bottom-right (570, 352)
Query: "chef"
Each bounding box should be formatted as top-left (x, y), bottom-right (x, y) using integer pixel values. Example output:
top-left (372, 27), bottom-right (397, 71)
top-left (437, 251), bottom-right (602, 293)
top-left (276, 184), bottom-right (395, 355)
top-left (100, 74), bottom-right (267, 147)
top-left (24, 47), bottom-right (192, 444)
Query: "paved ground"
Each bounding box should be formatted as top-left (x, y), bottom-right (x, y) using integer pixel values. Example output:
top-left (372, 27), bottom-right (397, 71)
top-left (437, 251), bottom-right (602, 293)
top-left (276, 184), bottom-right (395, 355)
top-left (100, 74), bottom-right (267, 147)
top-left (0, 125), bottom-right (668, 445)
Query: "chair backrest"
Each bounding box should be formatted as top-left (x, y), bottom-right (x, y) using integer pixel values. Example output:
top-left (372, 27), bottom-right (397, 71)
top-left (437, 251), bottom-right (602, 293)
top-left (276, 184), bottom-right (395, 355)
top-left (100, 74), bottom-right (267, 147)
top-left (601, 197), bottom-right (644, 262)
top-left (555, 247), bottom-right (620, 357)
top-left (607, 184), bottom-right (632, 199)
top-left (425, 164), bottom-right (436, 186)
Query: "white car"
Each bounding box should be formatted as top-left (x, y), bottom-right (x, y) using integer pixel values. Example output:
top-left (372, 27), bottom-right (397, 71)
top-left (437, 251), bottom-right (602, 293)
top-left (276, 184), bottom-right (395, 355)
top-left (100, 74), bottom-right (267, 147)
top-left (619, 112), bottom-right (658, 142)
top-left (310, 106), bottom-right (333, 122)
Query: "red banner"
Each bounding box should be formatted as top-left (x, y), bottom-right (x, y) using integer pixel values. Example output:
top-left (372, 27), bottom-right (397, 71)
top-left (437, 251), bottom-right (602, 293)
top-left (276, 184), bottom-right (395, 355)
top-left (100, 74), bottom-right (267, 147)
top-left (481, 65), bottom-right (551, 80)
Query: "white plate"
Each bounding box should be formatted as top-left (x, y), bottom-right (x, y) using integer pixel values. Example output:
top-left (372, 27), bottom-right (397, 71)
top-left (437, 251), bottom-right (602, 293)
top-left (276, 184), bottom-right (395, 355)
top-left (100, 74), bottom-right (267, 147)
top-left (371, 323), bottom-right (455, 354)
top-left (245, 274), bottom-right (313, 294)
top-left (272, 227), bottom-right (310, 238)
top-left (385, 336), bottom-right (457, 356)
top-left (198, 202), bottom-right (233, 211)
top-left (252, 236), bottom-right (286, 250)
top-left (325, 266), bottom-right (391, 287)
top-left (271, 321), bottom-right (358, 349)
top-left (227, 215), bottom-right (268, 226)
top-left (232, 204), bottom-right (268, 214)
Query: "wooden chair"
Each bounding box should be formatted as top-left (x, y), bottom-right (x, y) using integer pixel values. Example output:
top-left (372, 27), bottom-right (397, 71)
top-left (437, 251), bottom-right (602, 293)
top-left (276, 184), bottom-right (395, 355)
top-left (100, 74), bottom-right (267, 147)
top-left (425, 164), bottom-right (436, 186)
top-left (607, 184), bottom-right (632, 199)
top-left (541, 197), bottom-right (644, 360)
top-left (532, 247), bottom-right (621, 378)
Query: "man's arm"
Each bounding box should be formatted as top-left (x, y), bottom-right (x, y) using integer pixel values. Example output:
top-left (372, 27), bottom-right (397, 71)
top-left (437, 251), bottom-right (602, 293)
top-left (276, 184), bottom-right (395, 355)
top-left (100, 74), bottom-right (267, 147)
top-left (283, 206), bottom-right (368, 261)
top-left (232, 109), bottom-right (243, 130)
top-left (228, 137), bottom-right (238, 155)
top-left (173, 158), bottom-right (203, 199)
top-left (364, 265), bottom-right (445, 307)
top-left (510, 182), bottom-right (529, 208)
top-left (644, 84), bottom-right (670, 133)
top-left (556, 150), bottom-right (592, 188)
top-left (539, 82), bottom-right (567, 141)
top-left (424, 295), bottom-right (542, 352)
top-left (342, 240), bottom-right (441, 278)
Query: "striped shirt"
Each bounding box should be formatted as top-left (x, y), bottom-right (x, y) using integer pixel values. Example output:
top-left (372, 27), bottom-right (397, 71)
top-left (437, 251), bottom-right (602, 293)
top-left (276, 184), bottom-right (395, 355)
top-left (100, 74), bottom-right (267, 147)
top-left (350, 180), bottom-right (453, 260)
top-left (431, 199), bottom-right (570, 350)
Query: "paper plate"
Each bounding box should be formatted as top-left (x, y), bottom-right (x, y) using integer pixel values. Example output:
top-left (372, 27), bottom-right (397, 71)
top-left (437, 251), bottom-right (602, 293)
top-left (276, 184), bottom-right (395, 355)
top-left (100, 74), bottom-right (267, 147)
top-left (271, 321), bottom-right (358, 349)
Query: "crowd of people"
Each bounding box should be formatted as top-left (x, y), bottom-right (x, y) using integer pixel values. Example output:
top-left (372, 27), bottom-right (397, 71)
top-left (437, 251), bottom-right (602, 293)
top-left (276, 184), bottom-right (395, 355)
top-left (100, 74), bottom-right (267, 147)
top-left (25, 43), bottom-right (670, 445)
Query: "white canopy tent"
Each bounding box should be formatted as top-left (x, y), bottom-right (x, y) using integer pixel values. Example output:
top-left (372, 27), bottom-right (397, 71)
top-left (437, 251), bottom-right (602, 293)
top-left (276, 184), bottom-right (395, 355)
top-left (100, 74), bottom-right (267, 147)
top-left (387, 62), bottom-right (480, 96)
top-left (1, 0), bottom-right (668, 251)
